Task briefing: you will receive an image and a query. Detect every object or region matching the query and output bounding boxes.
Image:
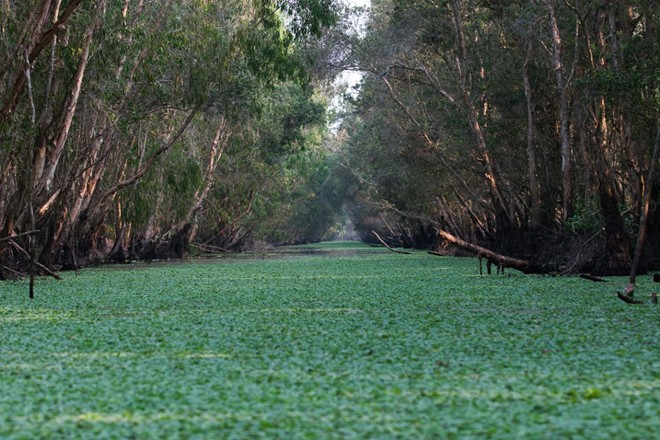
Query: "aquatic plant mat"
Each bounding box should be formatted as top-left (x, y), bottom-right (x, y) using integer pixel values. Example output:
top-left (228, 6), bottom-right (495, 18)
top-left (1, 242), bottom-right (658, 438)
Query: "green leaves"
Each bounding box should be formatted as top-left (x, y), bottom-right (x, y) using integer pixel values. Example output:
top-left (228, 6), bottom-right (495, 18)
top-left (1, 246), bottom-right (659, 437)
top-left (276, 0), bottom-right (339, 39)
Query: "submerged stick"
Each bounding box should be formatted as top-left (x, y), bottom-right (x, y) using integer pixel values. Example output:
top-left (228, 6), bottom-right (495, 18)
top-left (579, 274), bottom-right (607, 282)
top-left (617, 292), bottom-right (643, 304)
top-left (371, 231), bottom-right (411, 254)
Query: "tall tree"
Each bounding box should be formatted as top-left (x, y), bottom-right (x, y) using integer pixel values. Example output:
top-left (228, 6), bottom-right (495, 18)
top-left (0, 0), bottom-right (340, 279)
top-left (331, 0), bottom-right (659, 273)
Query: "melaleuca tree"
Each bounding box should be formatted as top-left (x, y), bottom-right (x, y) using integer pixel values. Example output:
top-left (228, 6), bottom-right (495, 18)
top-left (333, 0), bottom-right (659, 273)
top-left (0, 0), bottom-right (341, 278)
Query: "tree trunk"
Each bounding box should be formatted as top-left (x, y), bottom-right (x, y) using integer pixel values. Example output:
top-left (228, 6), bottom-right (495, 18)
top-left (437, 229), bottom-right (546, 274)
top-left (169, 116), bottom-right (230, 243)
top-left (36, 26), bottom-right (94, 194)
top-left (628, 127), bottom-right (660, 286)
top-left (0, 0), bottom-right (84, 119)
top-left (523, 42), bottom-right (541, 229)
top-left (591, 2), bottom-right (631, 276)
top-left (451, 0), bottom-right (510, 228)
top-left (545, 0), bottom-right (574, 221)
top-left (595, 177), bottom-right (631, 276)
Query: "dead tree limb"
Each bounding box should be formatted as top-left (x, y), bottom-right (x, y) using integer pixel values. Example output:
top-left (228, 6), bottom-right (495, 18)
top-left (362, 241), bottom-right (382, 248)
top-left (437, 229), bottom-right (544, 274)
top-left (372, 231), bottom-right (411, 254)
top-left (192, 243), bottom-right (230, 253)
top-left (617, 292), bottom-right (643, 304)
top-left (579, 274), bottom-right (608, 282)
top-left (7, 240), bottom-right (61, 280)
top-left (0, 230), bottom-right (39, 242)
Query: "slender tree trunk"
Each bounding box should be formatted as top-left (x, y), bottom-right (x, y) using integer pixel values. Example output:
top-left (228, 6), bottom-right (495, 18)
top-left (0, 0), bottom-right (84, 119)
top-left (36, 26), bottom-right (94, 195)
top-left (186, 118), bottom-right (230, 242)
top-left (451, 0), bottom-right (509, 228)
top-left (523, 42), bottom-right (541, 229)
top-left (628, 128), bottom-right (660, 288)
top-left (545, 0), bottom-right (573, 221)
top-left (592, 3), bottom-right (631, 276)
top-left (165, 116), bottom-right (230, 244)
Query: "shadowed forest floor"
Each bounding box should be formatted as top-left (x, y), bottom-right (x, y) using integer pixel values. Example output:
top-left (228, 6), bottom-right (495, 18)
top-left (0, 242), bottom-right (658, 438)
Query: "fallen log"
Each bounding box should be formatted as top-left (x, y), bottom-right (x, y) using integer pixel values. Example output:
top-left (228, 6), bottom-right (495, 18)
top-left (437, 229), bottom-right (545, 274)
top-left (192, 242), bottom-right (230, 253)
top-left (579, 274), bottom-right (608, 282)
top-left (617, 292), bottom-right (643, 304)
top-left (371, 231), bottom-right (411, 255)
top-left (361, 241), bottom-right (382, 248)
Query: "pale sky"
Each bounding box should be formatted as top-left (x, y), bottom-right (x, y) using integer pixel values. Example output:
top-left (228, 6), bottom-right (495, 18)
top-left (342, 0), bottom-right (371, 7)
top-left (330, 0), bottom-right (371, 128)
top-left (338, 0), bottom-right (371, 92)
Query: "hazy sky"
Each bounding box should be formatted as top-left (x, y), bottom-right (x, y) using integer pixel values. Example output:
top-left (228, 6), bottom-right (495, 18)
top-left (346, 0), bottom-right (370, 6)
top-left (330, 0), bottom-right (371, 127)
top-left (341, 0), bottom-right (371, 87)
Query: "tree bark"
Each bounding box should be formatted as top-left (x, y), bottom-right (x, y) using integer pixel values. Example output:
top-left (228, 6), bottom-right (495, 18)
top-left (628, 127), bottom-right (660, 287)
top-left (437, 229), bottom-right (545, 274)
top-left (0, 0), bottom-right (85, 119)
top-left (451, 0), bottom-right (510, 226)
top-left (167, 116), bottom-right (230, 243)
top-left (545, 0), bottom-right (574, 221)
top-left (523, 42), bottom-right (541, 229)
top-left (372, 230), bottom-right (411, 254)
top-left (36, 25), bottom-right (94, 194)
top-left (596, 176), bottom-right (631, 276)
top-left (592, 3), bottom-right (631, 276)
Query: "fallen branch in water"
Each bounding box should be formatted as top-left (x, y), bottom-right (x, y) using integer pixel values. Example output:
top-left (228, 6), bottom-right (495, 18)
top-left (361, 241), bottom-right (382, 248)
top-left (7, 239), bottom-right (61, 280)
top-left (371, 231), bottom-right (411, 255)
top-left (437, 229), bottom-right (546, 274)
top-left (579, 274), bottom-right (608, 282)
top-left (617, 292), bottom-right (643, 304)
top-left (192, 243), bottom-right (230, 253)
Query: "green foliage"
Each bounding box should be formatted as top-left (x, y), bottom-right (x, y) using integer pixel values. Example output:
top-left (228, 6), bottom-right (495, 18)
top-left (565, 196), bottom-right (604, 235)
top-left (0, 0), bottom-right (345, 271)
top-left (277, 0), bottom-right (339, 39)
top-left (1, 248), bottom-right (658, 438)
top-left (257, 83), bottom-right (327, 159)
